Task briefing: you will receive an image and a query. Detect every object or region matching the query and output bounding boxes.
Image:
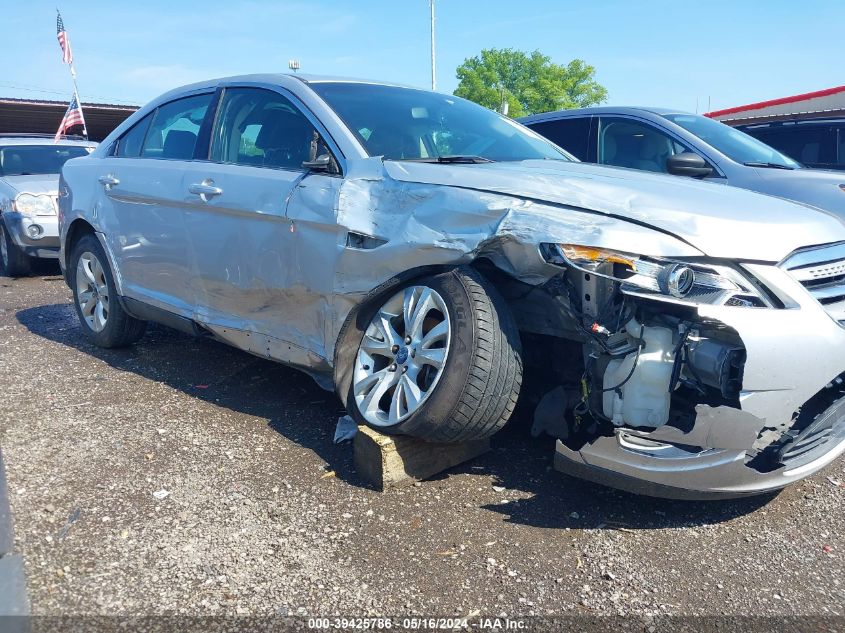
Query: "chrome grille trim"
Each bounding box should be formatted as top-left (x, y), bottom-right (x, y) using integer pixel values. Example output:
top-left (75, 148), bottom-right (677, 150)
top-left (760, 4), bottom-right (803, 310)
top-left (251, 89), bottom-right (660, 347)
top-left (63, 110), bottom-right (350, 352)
top-left (781, 242), bottom-right (845, 322)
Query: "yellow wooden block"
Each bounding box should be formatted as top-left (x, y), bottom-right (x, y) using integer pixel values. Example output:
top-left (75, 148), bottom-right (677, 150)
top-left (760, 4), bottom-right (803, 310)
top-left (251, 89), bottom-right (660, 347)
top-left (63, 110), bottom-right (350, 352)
top-left (353, 425), bottom-right (490, 490)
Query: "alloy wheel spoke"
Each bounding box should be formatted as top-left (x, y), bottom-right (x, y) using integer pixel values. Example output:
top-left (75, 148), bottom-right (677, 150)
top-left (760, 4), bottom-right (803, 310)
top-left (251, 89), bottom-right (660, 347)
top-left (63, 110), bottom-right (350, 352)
top-left (81, 293), bottom-right (97, 317)
top-left (356, 368), bottom-right (401, 415)
top-left (361, 330), bottom-right (394, 358)
top-left (388, 380), bottom-right (406, 423)
top-left (94, 300), bottom-right (107, 331)
top-left (404, 287), bottom-right (434, 341)
top-left (420, 320), bottom-right (448, 349)
top-left (401, 375), bottom-right (423, 408)
top-left (415, 346), bottom-right (446, 369)
top-left (80, 258), bottom-right (96, 285)
top-left (373, 311), bottom-right (401, 350)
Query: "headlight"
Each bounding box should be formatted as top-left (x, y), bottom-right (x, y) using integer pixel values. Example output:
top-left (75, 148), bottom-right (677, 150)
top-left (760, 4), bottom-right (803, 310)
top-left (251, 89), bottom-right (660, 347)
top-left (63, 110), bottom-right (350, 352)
top-left (543, 243), bottom-right (771, 308)
top-left (13, 193), bottom-right (56, 216)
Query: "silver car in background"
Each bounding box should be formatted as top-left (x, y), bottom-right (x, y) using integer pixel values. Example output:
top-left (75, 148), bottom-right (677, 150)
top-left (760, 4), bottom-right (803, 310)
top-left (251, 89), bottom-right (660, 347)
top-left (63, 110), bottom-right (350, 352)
top-left (59, 74), bottom-right (845, 499)
top-left (0, 134), bottom-right (95, 276)
top-left (520, 107), bottom-right (845, 218)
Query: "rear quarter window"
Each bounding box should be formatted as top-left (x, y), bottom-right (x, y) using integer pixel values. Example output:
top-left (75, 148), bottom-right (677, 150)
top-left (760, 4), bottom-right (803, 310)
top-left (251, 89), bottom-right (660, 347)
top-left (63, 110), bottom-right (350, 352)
top-left (526, 117), bottom-right (591, 160)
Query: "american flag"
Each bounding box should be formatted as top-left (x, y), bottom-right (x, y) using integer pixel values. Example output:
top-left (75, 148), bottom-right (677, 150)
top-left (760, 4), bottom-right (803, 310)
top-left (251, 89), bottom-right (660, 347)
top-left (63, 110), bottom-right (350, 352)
top-left (57, 11), bottom-right (73, 65)
top-left (54, 95), bottom-right (87, 142)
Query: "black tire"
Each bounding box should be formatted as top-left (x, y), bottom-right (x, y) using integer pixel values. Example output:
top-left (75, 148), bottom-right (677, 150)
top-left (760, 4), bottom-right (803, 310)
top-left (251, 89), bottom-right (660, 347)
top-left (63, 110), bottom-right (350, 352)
top-left (0, 221), bottom-right (32, 277)
top-left (346, 267), bottom-right (523, 443)
top-left (69, 234), bottom-right (147, 348)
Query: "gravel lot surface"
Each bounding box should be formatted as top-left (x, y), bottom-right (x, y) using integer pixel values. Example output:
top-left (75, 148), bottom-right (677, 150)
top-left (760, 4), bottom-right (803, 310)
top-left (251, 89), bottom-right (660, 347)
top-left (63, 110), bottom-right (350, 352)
top-left (1, 267), bottom-right (845, 619)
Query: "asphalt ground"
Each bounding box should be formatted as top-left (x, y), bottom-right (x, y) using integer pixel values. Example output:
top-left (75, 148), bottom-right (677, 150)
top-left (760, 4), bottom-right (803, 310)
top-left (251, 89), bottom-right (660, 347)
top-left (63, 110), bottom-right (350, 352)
top-left (1, 265), bottom-right (845, 623)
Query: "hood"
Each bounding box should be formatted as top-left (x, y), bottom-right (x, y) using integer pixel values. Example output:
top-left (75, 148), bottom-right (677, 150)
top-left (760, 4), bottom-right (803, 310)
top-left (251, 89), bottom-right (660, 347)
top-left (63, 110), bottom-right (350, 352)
top-left (383, 159), bottom-right (845, 262)
top-left (1, 174), bottom-right (59, 196)
top-left (745, 166), bottom-right (845, 219)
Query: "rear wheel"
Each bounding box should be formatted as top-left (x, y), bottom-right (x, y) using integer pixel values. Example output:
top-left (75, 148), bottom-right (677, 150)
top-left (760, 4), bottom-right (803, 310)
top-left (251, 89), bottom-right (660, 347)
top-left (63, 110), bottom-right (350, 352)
top-left (347, 267), bottom-right (522, 443)
top-left (69, 234), bottom-right (147, 348)
top-left (0, 221), bottom-right (32, 277)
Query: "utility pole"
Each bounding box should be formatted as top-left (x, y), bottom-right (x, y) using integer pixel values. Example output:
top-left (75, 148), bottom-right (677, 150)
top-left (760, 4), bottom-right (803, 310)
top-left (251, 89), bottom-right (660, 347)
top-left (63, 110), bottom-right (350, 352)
top-left (429, 0), bottom-right (436, 90)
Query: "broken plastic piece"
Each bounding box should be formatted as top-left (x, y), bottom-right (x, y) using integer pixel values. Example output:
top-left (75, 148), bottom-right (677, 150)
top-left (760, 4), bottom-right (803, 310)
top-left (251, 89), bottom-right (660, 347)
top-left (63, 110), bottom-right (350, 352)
top-left (334, 415), bottom-right (358, 443)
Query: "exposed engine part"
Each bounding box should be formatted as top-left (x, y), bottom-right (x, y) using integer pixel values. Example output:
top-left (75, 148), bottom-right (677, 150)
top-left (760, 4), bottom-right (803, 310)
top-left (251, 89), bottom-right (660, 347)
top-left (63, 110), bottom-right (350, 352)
top-left (601, 317), bottom-right (676, 428)
top-left (685, 338), bottom-right (746, 399)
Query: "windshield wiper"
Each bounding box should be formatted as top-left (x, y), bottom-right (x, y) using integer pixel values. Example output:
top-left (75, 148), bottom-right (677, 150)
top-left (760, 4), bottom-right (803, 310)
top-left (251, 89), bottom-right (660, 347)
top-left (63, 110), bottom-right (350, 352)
top-left (743, 161), bottom-right (795, 170)
top-left (405, 155), bottom-right (494, 164)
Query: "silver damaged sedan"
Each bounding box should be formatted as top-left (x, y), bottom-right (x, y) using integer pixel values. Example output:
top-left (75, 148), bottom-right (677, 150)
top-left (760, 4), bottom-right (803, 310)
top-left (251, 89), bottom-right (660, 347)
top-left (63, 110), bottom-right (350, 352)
top-left (58, 74), bottom-right (845, 499)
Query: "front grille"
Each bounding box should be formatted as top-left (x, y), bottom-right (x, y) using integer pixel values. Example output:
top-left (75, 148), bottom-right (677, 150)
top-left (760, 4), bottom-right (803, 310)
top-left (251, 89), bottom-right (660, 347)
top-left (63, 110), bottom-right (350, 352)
top-left (781, 241), bottom-right (845, 323)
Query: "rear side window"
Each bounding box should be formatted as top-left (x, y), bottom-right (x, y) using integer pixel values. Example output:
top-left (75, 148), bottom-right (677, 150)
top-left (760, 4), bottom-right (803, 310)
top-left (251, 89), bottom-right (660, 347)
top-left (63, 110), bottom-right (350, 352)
top-left (141, 94), bottom-right (214, 160)
top-left (114, 113), bottom-right (153, 158)
top-left (527, 117), bottom-right (591, 160)
top-left (211, 87), bottom-right (321, 170)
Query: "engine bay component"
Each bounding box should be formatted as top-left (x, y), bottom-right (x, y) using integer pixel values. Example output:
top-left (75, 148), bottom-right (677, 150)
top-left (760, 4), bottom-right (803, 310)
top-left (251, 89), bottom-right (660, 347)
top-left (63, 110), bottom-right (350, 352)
top-left (601, 318), bottom-right (675, 428)
top-left (685, 338), bottom-right (746, 399)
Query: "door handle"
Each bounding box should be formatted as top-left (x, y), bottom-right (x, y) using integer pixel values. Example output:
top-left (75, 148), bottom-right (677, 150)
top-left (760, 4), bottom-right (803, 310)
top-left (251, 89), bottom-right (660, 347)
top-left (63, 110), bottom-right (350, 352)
top-left (188, 179), bottom-right (223, 202)
top-left (98, 175), bottom-right (119, 189)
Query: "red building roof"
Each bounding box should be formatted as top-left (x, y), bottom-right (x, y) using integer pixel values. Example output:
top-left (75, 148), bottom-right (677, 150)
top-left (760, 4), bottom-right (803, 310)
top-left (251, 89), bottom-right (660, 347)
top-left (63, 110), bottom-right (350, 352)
top-left (705, 86), bottom-right (845, 122)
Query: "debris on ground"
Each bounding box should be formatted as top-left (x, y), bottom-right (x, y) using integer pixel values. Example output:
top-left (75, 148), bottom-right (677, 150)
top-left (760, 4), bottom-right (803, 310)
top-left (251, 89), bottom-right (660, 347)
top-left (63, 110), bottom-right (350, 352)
top-left (333, 415), bottom-right (358, 443)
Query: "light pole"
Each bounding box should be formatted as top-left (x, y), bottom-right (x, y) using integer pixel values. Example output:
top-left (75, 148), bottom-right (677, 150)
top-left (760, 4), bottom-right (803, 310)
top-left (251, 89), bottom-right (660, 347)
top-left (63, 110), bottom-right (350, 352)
top-left (429, 0), bottom-right (436, 90)
top-left (288, 59), bottom-right (301, 73)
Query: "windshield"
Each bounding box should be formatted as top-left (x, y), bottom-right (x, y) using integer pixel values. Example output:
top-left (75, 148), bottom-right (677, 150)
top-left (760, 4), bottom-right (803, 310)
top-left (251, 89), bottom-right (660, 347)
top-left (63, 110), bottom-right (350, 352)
top-left (662, 114), bottom-right (801, 169)
top-left (0, 145), bottom-right (91, 176)
top-left (310, 82), bottom-right (571, 162)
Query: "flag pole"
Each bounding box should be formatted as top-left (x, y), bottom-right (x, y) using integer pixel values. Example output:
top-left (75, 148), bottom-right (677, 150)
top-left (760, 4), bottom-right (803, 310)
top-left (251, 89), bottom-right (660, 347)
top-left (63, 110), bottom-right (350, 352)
top-left (57, 8), bottom-right (87, 139)
top-left (68, 63), bottom-right (87, 138)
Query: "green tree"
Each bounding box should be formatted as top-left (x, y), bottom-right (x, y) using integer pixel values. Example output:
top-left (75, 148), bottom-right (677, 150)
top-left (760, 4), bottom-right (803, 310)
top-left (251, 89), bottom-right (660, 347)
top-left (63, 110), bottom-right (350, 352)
top-left (454, 48), bottom-right (607, 118)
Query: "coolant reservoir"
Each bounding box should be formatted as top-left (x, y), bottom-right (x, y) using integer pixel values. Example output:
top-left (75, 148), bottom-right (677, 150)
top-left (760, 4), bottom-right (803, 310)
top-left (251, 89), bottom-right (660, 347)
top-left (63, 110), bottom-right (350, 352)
top-left (602, 318), bottom-right (675, 428)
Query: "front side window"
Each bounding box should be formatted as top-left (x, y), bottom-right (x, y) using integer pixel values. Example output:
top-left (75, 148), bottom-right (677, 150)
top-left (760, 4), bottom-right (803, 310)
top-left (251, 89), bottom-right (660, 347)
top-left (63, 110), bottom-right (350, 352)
top-left (527, 117), bottom-right (591, 160)
top-left (114, 113), bottom-right (153, 158)
top-left (663, 113), bottom-right (800, 169)
top-left (211, 87), bottom-right (326, 170)
top-left (598, 118), bottom-right (691, 173)
top-left (0, 145), bottom-right (90, 176)
top-left (141, 93), bottom-right (213, 160)
top-left (310, 82), bottom-right (569, 162)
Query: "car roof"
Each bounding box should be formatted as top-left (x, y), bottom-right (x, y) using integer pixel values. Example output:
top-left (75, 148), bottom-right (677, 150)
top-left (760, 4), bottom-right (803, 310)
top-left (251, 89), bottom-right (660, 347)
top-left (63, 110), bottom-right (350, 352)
top-left (738, 117), bottom-right (845, 128)
top-left (0, 134), bottom-right (96, 147)
top-left (154, 73), bottom-right (426, 102)
top-left (519, 106), bottom-right (692, 124)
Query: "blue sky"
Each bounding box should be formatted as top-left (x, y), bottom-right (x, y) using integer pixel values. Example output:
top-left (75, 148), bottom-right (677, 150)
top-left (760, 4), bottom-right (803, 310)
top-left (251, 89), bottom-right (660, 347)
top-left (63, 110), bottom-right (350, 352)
top-left (1, 0), bottom-right (841, 113)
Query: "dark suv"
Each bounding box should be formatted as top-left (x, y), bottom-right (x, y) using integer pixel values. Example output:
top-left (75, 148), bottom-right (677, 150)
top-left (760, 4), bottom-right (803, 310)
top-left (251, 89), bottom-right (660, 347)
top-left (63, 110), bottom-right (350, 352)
top-left (736, 118), bottom-right (845, 171)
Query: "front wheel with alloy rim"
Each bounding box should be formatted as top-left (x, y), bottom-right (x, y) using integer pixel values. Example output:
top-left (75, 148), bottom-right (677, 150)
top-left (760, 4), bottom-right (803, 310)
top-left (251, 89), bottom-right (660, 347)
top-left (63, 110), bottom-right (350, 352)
top-left (347, 267), bottom-right (523, 443)
top-left (69, 234), bottom-right (147, 348)
top-left (0, 221), bottom-right (32, 277)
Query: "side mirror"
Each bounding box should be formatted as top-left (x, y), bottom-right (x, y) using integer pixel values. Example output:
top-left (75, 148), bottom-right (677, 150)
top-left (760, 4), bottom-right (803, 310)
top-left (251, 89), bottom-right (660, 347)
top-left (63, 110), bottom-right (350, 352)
top-left (666, 152), bottom-right (713, 178)
top-left (302, 154), bottom-right (332, 172)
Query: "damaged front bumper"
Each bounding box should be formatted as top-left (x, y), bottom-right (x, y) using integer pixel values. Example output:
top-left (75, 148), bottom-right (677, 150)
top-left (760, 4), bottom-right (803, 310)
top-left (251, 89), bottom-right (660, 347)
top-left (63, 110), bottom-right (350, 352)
top-left (554, 262), bottom-right (845, 499)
